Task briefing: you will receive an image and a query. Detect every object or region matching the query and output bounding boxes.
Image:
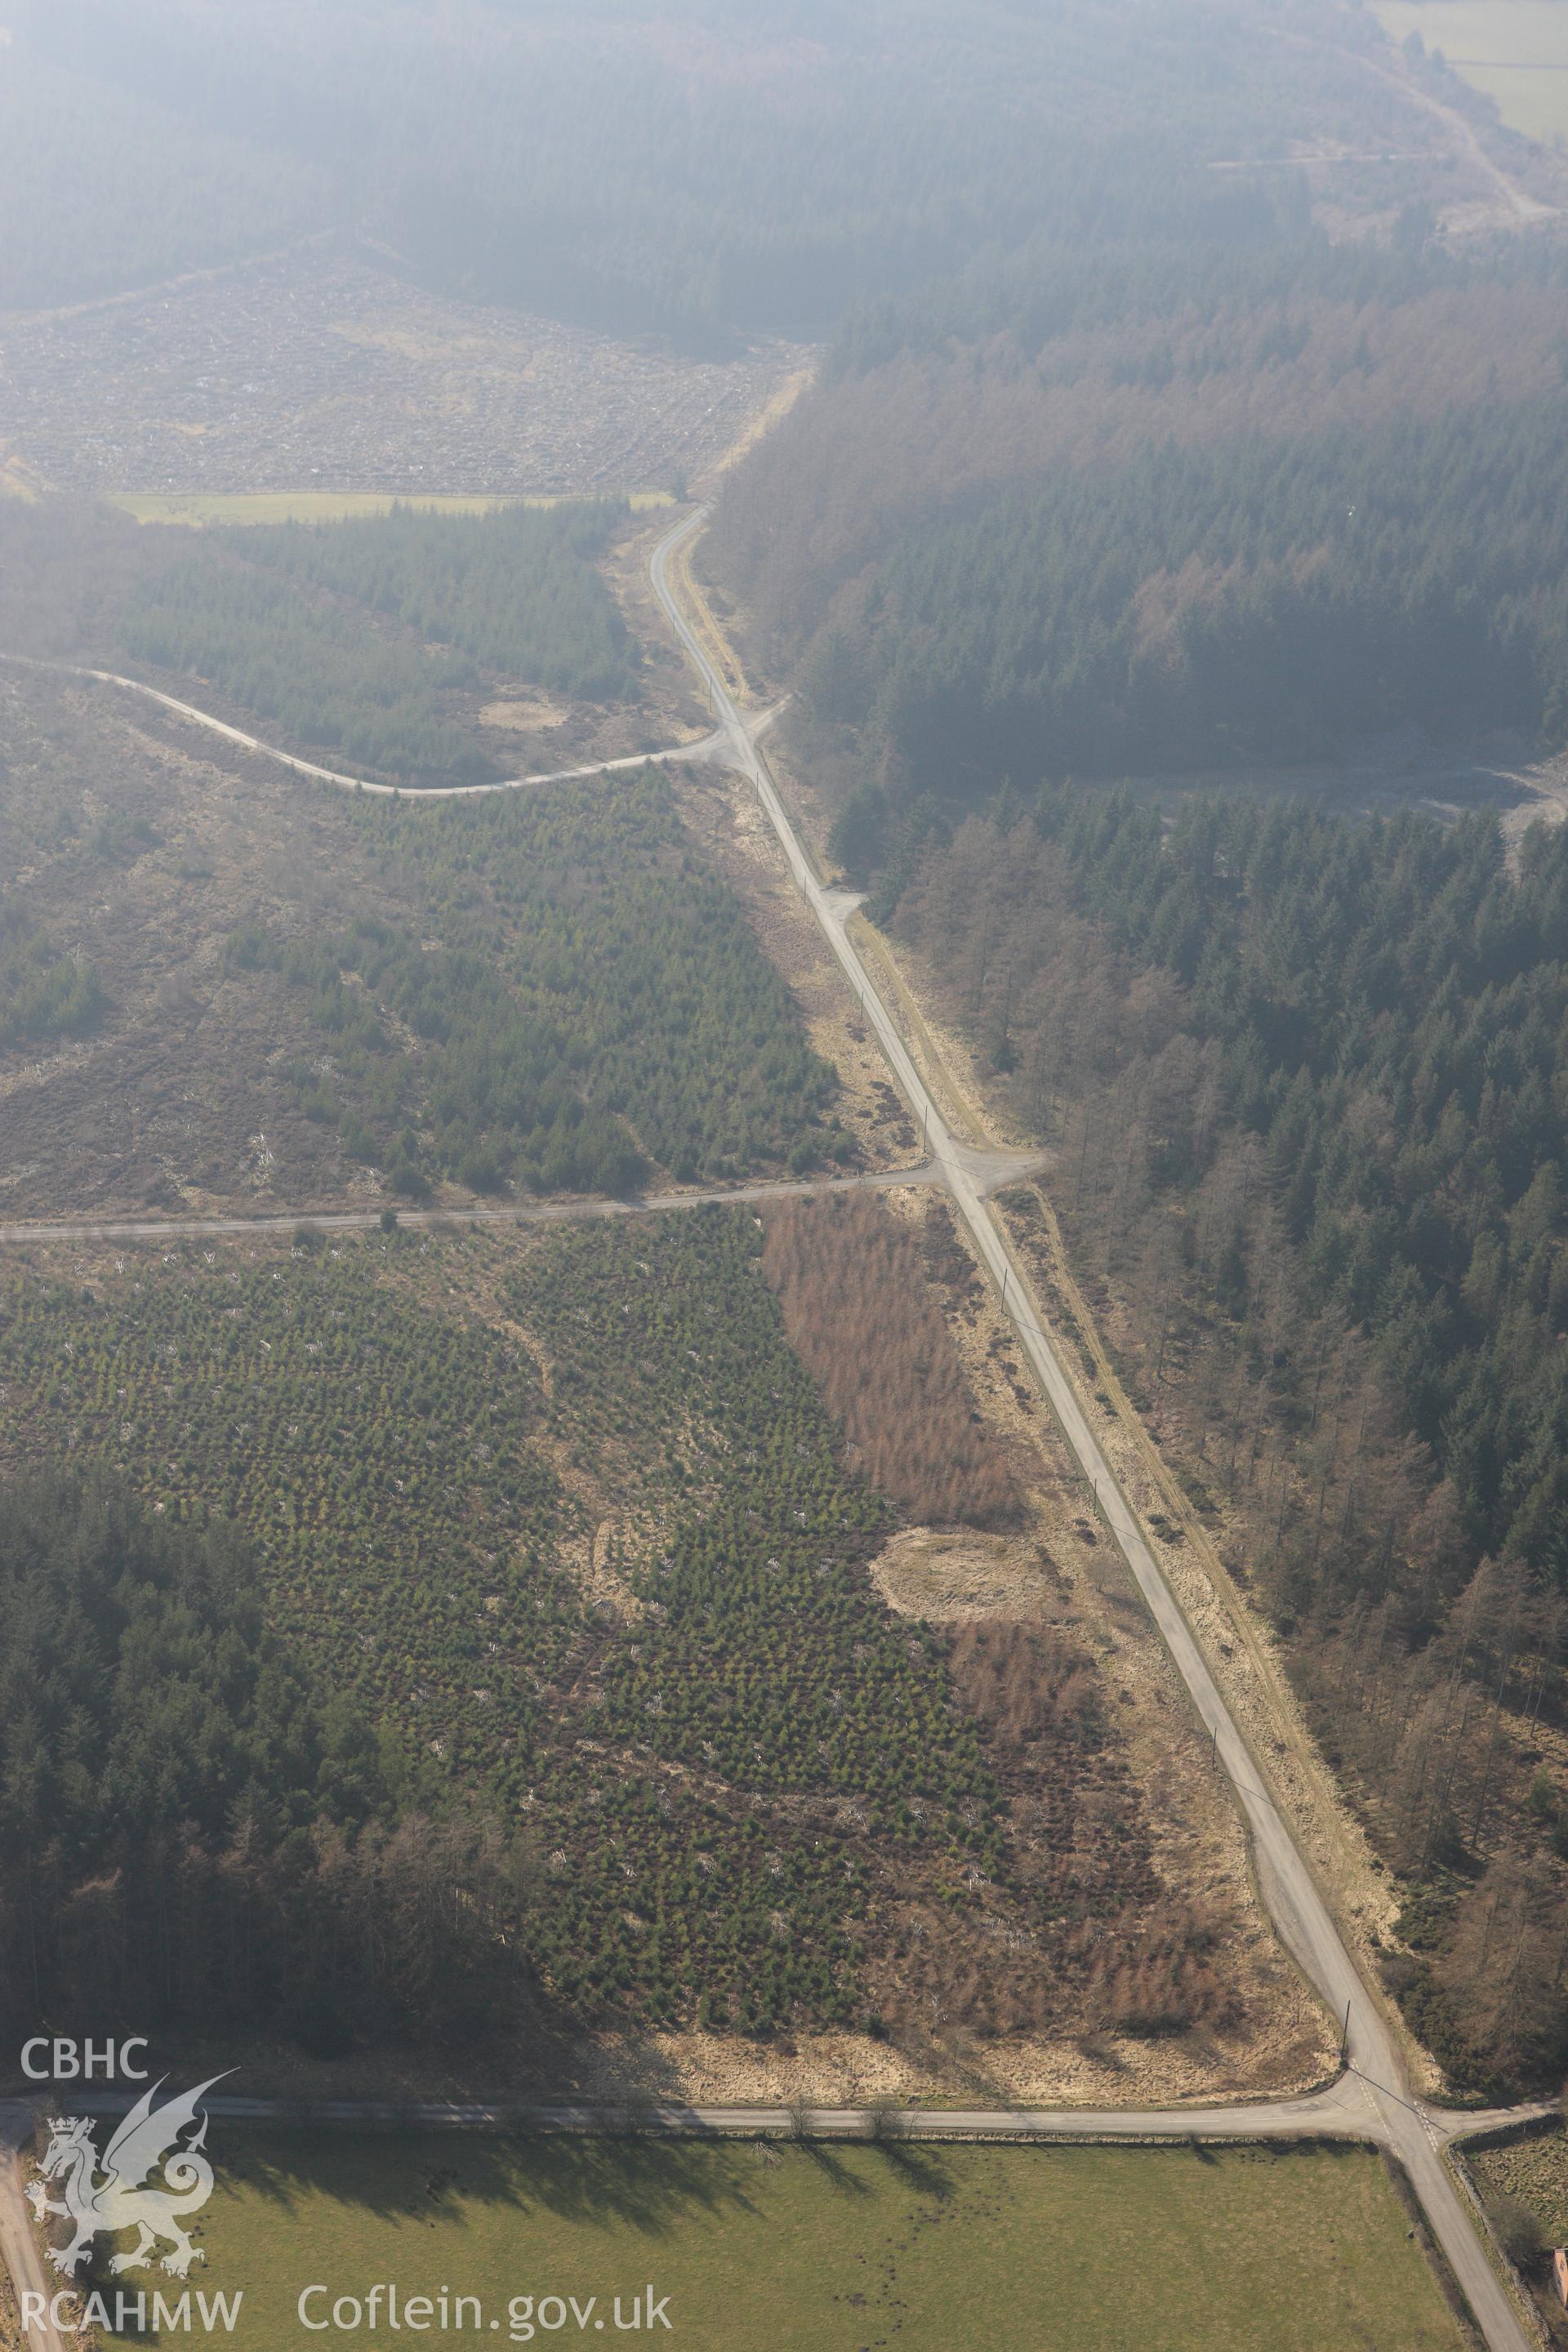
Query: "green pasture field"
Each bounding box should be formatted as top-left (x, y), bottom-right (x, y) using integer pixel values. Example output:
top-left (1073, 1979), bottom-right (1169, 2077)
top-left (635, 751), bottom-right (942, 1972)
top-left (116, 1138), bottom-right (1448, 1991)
top-left (1374, 3), bottom-right (1568, 140)
top-left (102, 2132), bottom-right (1463, 2352)
top-left (110, 491), bottom-right (676, 528)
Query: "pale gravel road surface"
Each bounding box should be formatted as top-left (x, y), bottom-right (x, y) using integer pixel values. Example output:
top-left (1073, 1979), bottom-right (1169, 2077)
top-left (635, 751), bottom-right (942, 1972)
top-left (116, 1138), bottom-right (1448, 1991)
top-left (0, 2106), bottom-right (69, 2352)
top-left (648, 506), bottom-right (1539, 2352)
top-left (48, 2080), bottom-right (1556, 2149)
top-left (0, 652), bottom-right (719, 799)
top-left (0, 1164), bottom-right (998, 1249)
top-left (35, 2087), bottom-right (1365, 2140)
top-left (42, 2079), bottom-right (1560, 2152)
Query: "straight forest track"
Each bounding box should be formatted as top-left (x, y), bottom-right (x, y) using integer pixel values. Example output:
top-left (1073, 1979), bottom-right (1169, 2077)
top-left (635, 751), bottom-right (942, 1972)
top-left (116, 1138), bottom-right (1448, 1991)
top-left (0, 653), bottom-right (718, 800)
top-left (0, 1165), bottom-right (967, 1250)
top-left (2, 2074), bottom-right (1549, 2352)
top-left (646, 506), bottom-right (1540, 2352)
top-left (42, 2081), bottom-right (1546, 2148)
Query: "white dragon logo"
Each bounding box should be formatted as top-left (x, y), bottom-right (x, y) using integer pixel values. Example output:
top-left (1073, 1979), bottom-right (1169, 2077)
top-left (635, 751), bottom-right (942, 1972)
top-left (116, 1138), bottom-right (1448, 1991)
top-left (26, 2077), bottom-right (227, 2278)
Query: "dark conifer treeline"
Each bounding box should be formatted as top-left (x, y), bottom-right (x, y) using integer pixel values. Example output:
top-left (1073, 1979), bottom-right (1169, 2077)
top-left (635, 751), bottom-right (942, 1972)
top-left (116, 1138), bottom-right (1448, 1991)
top-left (7, 0), bottom-right (1395, 341)
top-left (902, 792), bottom-right (1568, 1578)
top-left (0, 904), bottom-right (105, 1046)
top-left (0, 1477), bottom-right (534, 2047)
top-left (237, 501), bottom-right (632, 700)
top-left (826, 218), bottom-right (1568, 378)
top-left (807, 400), bottom-right (1568, 791)
top-left (120, 560), bottom-right (490, 784)
top-left (0, 51), bottom-right (326, 311)
top-left (713, 238), bottom-right (1568, 817)
top-left (891, 791), bottom-right (1568, 2086)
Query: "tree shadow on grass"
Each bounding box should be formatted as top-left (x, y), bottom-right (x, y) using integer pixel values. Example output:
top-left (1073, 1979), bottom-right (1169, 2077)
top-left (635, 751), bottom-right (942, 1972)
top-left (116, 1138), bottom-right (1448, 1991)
top-left (220, 2124), bottom-right (959, 2243)
top-left (225, 2127), bottom-right (768, 2238)
top-left (870, 2141), bottom-right (956, 2200)
top-left (797, 2138), bottom-right (873, 2194)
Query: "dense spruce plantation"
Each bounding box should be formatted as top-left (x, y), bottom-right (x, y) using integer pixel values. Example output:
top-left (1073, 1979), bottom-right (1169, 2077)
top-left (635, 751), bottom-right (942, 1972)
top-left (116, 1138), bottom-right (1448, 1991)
top-left (902, 792), bottom-right (1568, 1580)
top-left (0, 45), bottom-right (326, 312)
top-left (829, 231), bottom-right (1450, 372)
top-left (233, 501), bottom-right (633, 698)
top-left (893, 791), bottom-right (1568, 2087)
top-left (0, 1474), bottom-right (538, 2045)
top-left (808, 400), bottom-right (1568, 791)
top-left (117, 502), bottom-right (633, 782)
top-left (7, 0), bottom-right (1379, 341)
top-left (711, 238), bottom-right (1568, 846)
top-left (232, 766), bottom-right (844, 1195)
top-left (0, 903), bottom-right (105, 1046)
top-left (0, 1241), bottom-right (574, 1778)
top-left (119, 559), bottom-right (486, 783)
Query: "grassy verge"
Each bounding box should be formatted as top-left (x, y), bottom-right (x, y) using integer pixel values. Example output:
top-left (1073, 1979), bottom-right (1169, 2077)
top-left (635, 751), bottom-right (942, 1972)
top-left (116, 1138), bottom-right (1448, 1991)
top-left (98, 2133), bottom-right (1464, 2352)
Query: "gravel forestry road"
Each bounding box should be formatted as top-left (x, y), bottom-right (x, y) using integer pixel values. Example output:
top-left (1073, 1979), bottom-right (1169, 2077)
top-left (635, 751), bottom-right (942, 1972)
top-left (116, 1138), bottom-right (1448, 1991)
top-left (646, 504), bottom-right (1541, 2352)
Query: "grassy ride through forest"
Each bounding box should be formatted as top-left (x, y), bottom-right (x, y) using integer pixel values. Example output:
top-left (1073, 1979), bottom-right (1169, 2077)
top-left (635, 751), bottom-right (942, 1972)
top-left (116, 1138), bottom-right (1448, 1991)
top-left (0, 1206), bottom-right (1230, 2051)
top-left (96, 2132), bottom-right (1464, 2352)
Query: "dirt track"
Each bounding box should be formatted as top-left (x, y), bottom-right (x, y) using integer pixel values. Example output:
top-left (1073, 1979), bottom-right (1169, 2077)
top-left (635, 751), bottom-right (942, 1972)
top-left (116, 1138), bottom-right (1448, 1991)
top-left (0, 1163), bottom-right (968, 1249)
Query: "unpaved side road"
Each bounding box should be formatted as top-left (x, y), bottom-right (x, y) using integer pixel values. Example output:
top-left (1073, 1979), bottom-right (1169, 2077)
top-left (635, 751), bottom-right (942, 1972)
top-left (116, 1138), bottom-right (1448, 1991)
top-left (0, 1164), bottom-right (983, 1250)
top-left (648, 506), bottom-right (1538, 2352)
top-left (0, 2107), bottom-right (66, 2352)
top-left (1280, 27), bottom-right (1558, 228)
top-left (0, 653), bottom-right (719, 801)
top-left (63, 2080), bottom-right (1552, 2149)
